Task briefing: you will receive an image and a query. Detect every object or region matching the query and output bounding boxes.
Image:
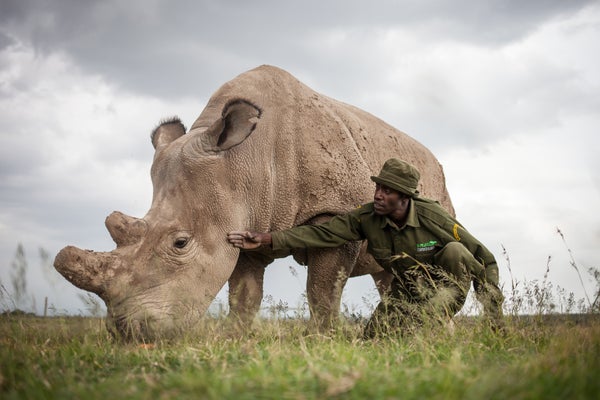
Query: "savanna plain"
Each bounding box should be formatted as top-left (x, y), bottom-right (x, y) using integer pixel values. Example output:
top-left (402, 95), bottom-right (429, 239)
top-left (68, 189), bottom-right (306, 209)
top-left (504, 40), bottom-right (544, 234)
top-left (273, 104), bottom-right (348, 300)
top-left (1, 245), bottom-right (599, 399)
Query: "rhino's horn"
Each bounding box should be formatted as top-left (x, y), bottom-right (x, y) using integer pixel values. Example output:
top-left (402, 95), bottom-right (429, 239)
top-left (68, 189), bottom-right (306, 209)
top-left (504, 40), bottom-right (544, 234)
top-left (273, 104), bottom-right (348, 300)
top-left (54, 246), bottom-right (119, 297)
top-left (105, 211), bottom-right (147, 248)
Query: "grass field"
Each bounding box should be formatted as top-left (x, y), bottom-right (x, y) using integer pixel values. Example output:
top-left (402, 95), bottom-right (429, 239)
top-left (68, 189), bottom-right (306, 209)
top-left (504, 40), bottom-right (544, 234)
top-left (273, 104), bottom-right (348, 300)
top-left (1, 312), bottom-right (599, 399)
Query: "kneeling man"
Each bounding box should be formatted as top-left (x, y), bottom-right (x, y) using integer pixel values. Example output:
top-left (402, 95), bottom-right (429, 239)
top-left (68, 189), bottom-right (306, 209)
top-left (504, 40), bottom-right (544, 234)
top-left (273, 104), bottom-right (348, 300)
top-left (228, 158), bottom-right (504, 336)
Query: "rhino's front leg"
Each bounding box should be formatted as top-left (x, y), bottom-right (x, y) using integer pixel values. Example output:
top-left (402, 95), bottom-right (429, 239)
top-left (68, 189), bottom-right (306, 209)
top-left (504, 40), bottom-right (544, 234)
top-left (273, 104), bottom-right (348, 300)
top-left (227, 252), bottom-right (270, 327)
top-left (306, 242), bottom-right (360, 330)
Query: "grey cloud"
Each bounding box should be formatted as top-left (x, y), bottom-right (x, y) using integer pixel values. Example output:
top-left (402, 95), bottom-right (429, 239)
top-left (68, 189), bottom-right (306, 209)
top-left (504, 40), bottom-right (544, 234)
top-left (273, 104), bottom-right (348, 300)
top-left (0, 0), bottom-right (595, 99)
top-left (0, 30), bottom-right (15, 50)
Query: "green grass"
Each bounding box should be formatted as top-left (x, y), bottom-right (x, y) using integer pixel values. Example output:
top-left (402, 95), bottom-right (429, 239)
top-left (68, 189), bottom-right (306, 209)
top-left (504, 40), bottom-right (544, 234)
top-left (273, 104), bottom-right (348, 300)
top-left (1, 314), bottom-right (599, 399)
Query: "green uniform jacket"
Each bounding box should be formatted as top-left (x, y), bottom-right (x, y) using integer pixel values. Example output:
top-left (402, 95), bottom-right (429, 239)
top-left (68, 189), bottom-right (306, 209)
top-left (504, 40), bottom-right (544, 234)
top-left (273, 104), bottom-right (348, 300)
top-left (272, 197), bottom-right (500, 287)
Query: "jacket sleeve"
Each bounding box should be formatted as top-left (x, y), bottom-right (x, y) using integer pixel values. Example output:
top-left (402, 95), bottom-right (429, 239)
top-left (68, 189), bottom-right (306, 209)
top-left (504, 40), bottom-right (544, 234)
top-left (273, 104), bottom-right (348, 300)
top-left (449, 222), bottom-right (504, 318)
top-left (271, 210), bottom-right (365, 251)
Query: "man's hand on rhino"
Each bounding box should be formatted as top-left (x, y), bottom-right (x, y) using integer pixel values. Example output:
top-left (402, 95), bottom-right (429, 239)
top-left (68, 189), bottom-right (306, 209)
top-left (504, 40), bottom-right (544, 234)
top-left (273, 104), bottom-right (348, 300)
top-left (227, 231), bottom-right (272, 249)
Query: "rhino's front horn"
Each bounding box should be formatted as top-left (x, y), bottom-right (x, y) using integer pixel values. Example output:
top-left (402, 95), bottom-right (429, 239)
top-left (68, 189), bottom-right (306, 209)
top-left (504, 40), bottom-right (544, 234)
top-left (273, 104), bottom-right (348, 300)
top-left (105, 211), bottom-right (147, 248)
top-left (54, 246), bottom-right (120, 297)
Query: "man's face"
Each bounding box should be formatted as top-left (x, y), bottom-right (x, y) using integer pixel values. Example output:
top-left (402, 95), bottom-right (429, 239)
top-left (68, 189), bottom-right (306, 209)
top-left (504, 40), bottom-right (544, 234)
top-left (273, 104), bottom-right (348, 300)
top-left (373, 183), bottom-right (401, 215)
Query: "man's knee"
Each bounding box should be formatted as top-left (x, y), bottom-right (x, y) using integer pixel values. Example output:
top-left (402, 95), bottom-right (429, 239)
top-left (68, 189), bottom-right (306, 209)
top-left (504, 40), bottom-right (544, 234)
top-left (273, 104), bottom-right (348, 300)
top-left (434, 242), bottom-right (472, 268)
top-left (436, 241), bottom-right (468, 260)
top-left (434, 242), bottom-right (476, 284)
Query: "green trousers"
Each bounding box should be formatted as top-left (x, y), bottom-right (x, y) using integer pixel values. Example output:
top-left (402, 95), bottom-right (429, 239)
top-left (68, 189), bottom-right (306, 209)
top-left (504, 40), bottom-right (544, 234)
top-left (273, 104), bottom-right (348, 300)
top-left (364, 242), bottom-right (482, 338)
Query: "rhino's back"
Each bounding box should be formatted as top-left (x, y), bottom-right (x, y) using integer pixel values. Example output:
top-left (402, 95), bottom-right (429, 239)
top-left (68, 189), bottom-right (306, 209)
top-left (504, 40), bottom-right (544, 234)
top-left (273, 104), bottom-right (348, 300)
top-left (189, 65), bottom-right (454, 226)
top-left (261, 66), bottom-right (453, 217)
top-left (332, 98), bottom-right (453, 214)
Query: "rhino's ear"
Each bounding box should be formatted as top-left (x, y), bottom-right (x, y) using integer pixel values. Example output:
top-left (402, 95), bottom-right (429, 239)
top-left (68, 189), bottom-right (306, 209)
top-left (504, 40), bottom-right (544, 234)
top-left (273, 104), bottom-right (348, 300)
top-left (151, 117), bottom-right (186, 150)
top-left (203, 100), bottom-right (261, 151)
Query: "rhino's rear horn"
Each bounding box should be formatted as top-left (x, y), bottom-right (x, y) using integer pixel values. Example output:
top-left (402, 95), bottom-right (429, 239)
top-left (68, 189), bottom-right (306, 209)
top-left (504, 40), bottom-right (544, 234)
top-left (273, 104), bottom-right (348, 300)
top-left (105, 211), bottom-right (147, 248)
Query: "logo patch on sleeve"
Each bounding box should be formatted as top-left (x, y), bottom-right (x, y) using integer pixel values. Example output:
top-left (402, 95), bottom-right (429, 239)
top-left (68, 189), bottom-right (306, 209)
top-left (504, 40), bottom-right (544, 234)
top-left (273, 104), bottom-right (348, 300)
top-left (453, 224), bottom-right (461, 241)
top-left (416, 240), bottom-right (437, 252)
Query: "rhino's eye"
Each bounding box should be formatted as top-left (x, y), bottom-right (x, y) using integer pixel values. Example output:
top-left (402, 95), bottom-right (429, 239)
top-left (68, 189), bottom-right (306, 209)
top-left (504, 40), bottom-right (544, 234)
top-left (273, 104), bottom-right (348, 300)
top-left (173, 237), bottom-right (189, 249)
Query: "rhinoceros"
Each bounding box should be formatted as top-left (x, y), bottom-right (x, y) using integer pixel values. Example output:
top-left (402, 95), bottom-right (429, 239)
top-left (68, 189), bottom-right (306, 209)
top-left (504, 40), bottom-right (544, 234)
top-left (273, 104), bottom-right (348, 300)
top-left (54, 65), bottom-right (454, 340)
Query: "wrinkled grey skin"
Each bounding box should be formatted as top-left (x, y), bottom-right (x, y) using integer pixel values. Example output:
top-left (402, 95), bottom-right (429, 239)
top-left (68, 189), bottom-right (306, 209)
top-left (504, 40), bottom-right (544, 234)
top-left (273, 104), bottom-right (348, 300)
top-left (54, 65), bottom-right (454, 340)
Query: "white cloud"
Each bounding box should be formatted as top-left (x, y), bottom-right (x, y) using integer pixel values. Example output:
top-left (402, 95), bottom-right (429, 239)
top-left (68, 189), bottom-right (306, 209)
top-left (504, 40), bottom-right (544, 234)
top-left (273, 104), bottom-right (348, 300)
top-left (0, 40), bottom-right (202, 313)
top-left (441, 127), bottom-right (600, 301)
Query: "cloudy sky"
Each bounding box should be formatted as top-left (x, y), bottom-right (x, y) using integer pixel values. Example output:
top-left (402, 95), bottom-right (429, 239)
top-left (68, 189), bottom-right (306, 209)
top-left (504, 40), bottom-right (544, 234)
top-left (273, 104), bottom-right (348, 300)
top-left (1, 0), bottom-right (599, 316)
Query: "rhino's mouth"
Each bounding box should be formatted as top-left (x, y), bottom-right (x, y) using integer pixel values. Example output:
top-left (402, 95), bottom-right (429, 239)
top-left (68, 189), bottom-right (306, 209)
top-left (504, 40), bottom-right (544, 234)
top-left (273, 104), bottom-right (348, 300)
top-left (106, 312), bottom-right (155, 341)
top-left (104, 298), bottom-right (168, 341)
top-left (106, 303), bottom-right (194, 342)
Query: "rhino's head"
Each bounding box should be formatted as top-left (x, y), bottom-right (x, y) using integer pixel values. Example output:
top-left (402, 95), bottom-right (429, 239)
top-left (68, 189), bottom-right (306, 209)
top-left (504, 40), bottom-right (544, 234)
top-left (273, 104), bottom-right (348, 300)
top-left (55, 99), bottom-right (266, 340)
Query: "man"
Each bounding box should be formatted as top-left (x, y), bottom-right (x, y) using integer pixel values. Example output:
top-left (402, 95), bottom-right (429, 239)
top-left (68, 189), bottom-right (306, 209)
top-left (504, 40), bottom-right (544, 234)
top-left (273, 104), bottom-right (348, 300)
top-left (227, 158), bottom-right (504, 336)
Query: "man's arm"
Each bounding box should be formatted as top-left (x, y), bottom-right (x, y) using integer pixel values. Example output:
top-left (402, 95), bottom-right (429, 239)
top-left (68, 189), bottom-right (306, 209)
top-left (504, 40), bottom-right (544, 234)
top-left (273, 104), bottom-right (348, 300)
top-left (449, 223), bottom-right (504, 323)
top-left (227, 209), bottom-right (365, 251)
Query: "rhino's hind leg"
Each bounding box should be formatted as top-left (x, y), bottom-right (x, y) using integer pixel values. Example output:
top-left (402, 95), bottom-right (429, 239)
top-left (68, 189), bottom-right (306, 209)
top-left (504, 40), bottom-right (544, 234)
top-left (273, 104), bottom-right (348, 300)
top-left (370, 270), bottom-right (394, 298)
top-left (227, 252), bottom-right (270, 328)
top-left (305, 242), bottom-right (360, 330)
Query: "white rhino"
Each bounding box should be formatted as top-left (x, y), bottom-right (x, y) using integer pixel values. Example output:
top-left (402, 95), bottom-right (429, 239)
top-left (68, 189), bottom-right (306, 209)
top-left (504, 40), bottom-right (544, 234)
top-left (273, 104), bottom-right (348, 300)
top-left (54, 65), bottom-right (454, 340)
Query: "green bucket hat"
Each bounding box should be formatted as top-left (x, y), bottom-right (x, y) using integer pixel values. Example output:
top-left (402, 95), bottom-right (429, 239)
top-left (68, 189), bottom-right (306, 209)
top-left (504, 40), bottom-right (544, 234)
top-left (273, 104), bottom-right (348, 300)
top-left (371, 158), bottom-right (420, 197)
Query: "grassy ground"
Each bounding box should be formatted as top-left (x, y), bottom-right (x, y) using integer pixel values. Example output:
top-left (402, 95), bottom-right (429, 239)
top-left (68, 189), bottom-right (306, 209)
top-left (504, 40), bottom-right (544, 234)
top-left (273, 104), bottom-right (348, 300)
top-left (1, 313), bottom-right (599, 399)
